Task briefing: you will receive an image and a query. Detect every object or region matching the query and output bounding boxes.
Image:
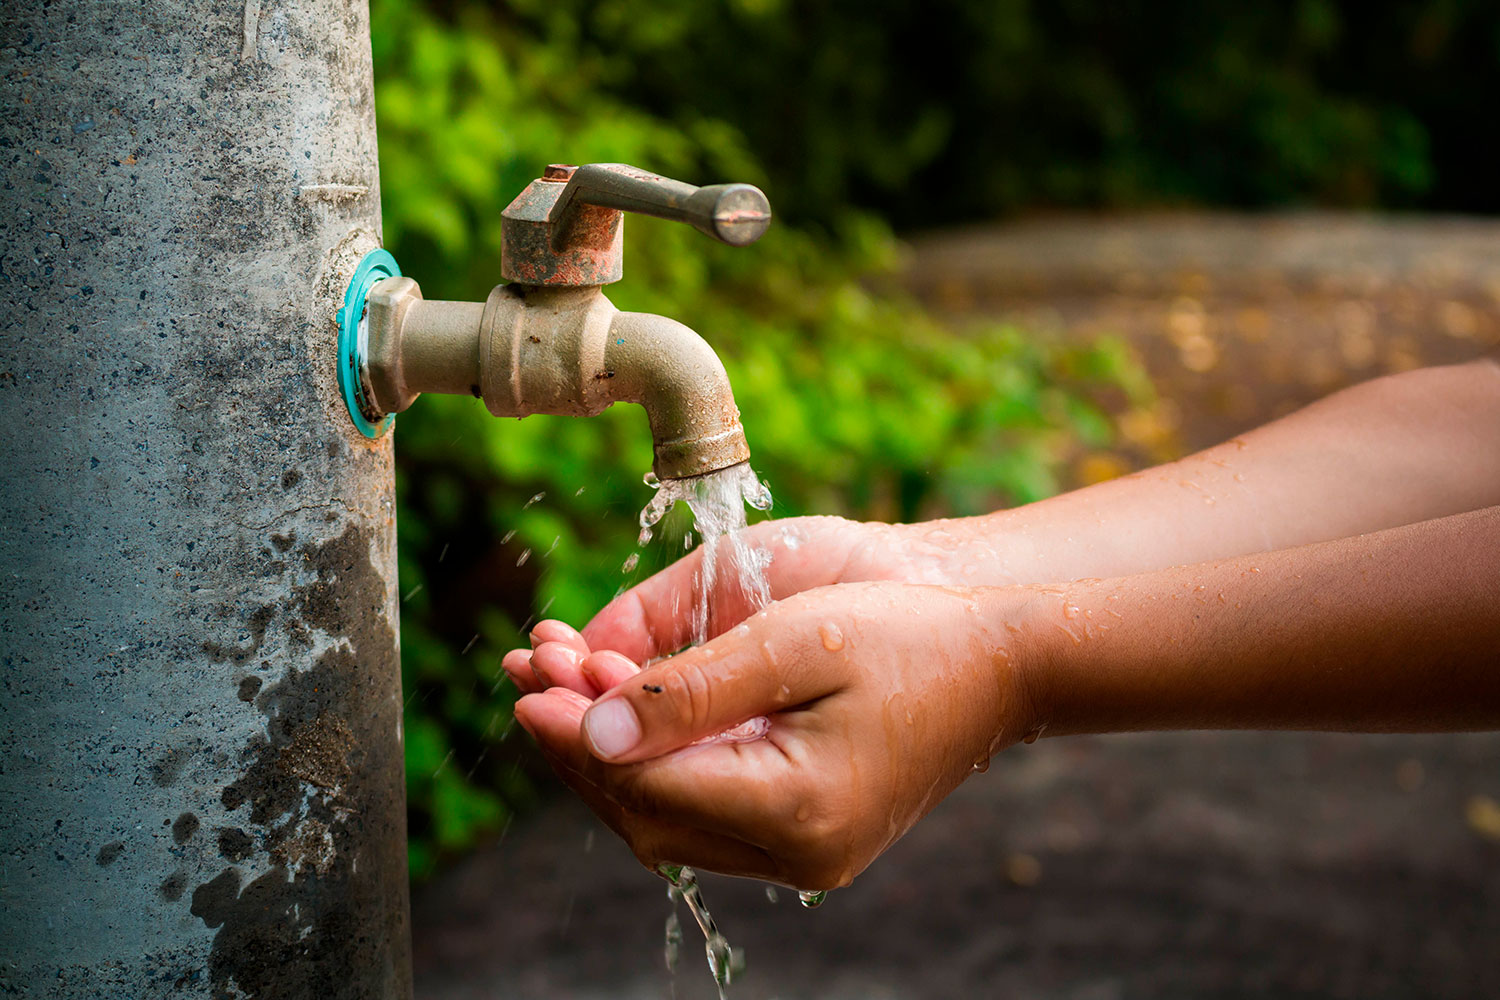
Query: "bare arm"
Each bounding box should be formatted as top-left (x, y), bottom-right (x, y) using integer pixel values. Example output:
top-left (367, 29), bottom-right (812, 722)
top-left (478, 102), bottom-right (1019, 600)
top-left (919, 359), bottom-right (1500, 584)
top-left (514, 506), bottom-right (1500, 887)
top-left (1025, 504), bottom-right (1500, 737)
top-left (576, 361), bottom-right (1500, 663)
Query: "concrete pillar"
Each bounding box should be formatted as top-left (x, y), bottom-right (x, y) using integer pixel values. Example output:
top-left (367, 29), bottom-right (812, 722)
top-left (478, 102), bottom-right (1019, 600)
top-left (0, 1), bottom-right (411, 995)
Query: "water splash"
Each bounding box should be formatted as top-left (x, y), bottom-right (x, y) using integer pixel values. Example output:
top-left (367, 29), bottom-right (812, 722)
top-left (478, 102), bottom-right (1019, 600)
top-left (660, 864), bottom-right (742, 1000)
top-left (635, 462), bottom-right (773, 646)
top-left (639, 464), bottom-right (777, 997)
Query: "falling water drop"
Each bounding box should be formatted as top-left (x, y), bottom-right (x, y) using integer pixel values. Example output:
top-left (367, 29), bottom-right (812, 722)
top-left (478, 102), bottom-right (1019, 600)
top-left (659, 864), bottom-right (740, 1000)
top-left (622, 552), bottom-right (640, 574)
top-left (797, 890), bottom-right (827, 909)
top-left (663, 901), bottom-right (682, 972)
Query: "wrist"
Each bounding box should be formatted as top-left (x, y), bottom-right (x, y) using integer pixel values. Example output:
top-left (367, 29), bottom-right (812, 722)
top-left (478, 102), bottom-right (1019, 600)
top-left (972, 583), bottom-right (1063, 748)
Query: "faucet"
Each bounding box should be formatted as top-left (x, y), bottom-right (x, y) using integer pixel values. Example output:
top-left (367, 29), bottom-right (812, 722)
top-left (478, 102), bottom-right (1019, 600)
top-left (338, 163), bottom-right (772, 481)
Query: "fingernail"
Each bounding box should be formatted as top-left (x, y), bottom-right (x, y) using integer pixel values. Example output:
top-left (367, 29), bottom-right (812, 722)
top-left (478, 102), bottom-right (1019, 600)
top-left (584, 698), bottom-right (642, 759)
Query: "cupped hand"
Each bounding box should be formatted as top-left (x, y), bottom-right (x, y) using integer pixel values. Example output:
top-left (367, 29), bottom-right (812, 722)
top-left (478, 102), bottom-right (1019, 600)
top-left (580, 513), bottom-right (998, 667)
top-left (512, 581), bottom-right (1042, 891)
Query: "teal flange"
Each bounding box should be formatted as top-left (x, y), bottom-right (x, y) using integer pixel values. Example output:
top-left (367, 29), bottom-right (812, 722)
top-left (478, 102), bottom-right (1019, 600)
top-left (337, 248), bottom-right (401, 438)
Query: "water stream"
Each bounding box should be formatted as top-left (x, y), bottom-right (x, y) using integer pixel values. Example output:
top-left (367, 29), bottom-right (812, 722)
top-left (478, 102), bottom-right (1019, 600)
top-left (629, 462), bottom-right (835, 993)
top-left (632, 462), bottom-right (778, 996)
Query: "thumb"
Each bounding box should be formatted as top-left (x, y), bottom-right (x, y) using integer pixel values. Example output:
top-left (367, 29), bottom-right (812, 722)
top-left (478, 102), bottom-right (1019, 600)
top-left (580, 618), bottom-right (841, 763)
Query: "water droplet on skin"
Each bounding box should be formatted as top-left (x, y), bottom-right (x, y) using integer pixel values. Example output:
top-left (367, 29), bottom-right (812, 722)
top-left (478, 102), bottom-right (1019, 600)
top-left (1022, 724), bottom-right (1047, 745)
top-left (643, 471), bottom-right (660, 489)
top-left (798, 889), bottom-right (827, 909)
top-left (818, 622), bottom-right (845, 651)
top-left (794, 804), bottom-right (811, 823)
top-left (622, 552), bottom-right (640, 574)
top-left (971, 757), bottom-right (991, 773)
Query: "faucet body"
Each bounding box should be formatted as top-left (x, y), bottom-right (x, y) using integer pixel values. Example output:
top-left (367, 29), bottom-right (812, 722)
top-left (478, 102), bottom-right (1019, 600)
top-left (361, 278), bottom-right (750, 479)
top-left (343, 162), bottom-right (770, 479)
top-left (342, 162), bottom-right (770, 479)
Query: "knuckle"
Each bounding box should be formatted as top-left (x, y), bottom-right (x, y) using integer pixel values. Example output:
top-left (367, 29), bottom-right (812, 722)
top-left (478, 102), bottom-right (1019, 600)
top-left (659, 658), bottom-right (715, 733)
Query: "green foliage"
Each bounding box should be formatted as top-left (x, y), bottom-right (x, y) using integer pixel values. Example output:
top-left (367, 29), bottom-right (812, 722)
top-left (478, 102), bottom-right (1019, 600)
top-left (372, 0), bottom-right (1149, 876)
top-left (497, 0), bottom-right (1500, 223)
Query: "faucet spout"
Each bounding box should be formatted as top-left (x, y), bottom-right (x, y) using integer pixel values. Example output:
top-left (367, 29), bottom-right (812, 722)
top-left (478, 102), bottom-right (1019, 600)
top-left (361, 278), bottom-right (750, 480)
top-left (603, 310), bottom-right (751, 480)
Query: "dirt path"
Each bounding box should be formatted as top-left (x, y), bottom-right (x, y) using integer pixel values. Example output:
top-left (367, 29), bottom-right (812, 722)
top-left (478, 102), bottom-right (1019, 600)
top-left (412, 213), bottom-right (1500, 999)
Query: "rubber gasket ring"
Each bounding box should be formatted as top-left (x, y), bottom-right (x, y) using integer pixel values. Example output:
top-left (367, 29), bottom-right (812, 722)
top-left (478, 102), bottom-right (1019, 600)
top-left (336, 248), bottom-right (401, 438)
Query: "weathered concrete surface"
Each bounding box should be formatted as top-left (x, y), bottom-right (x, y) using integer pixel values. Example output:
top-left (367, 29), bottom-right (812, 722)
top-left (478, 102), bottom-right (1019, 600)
top-left (0, 1), bottom-right (410, 996)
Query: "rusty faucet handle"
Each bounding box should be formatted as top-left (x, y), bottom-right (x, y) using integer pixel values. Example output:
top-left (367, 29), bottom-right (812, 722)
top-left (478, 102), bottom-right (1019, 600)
top-left (501, 163), bottom-right (772, 285)
top-left (548, 163), bottom-right (772, 250)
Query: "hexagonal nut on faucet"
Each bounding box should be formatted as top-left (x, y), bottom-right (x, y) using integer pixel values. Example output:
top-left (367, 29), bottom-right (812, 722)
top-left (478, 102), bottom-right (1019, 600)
top-left (363, 275), bottom-right (424, 417)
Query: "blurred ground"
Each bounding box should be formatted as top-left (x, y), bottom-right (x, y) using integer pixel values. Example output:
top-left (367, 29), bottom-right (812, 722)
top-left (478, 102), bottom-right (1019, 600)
top-left (905, 212), bottom-right (1500, 475)
top-left (415, 733), bottom-right (1500, 1000)
top-left (411, 213), bottom-right (1500, 999)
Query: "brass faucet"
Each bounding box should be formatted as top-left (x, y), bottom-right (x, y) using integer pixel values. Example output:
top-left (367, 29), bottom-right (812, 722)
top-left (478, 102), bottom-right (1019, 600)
top-left (347, 163), bottom-right (772, 480)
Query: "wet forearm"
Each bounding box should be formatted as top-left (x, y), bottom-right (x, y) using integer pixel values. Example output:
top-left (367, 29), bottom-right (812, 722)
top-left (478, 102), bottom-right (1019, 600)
top-left (961, 360), bottom-right (1500, 584)
top-left (1016, 506), bottom-right (1500, 737)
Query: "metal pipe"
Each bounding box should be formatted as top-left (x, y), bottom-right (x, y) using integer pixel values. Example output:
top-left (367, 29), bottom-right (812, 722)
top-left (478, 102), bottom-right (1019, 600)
top-left (0, 0), bottom-right (412, 995)
top-left (366, 279), bottom-right (751, 480)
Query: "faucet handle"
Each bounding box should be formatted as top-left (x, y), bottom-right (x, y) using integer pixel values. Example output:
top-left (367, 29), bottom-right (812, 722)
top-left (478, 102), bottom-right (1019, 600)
top-left (549, 163), bottom-right (772, 249)
top-left (500, 162), bottom-right (772, 286)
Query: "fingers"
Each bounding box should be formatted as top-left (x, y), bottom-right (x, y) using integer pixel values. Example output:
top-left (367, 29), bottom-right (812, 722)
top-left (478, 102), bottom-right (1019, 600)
top-left (501, 648), bottom-right (542, 694)
top-left (530, 619), bottom-right (589, 655)
top-left (581, 649), bottom-right (641, 692)
top-left (583, 550), bottom-right (706, 663)
top-left (584, 518), bottom-right (869, 663)
top-left (503, 619), bottom-right (594, 696)
top-left (531, 641), bottom-right (596, 697)
top-left (515, 688), bottom-right (783, 881)
top-left (580, 619), bottom-right (845, 763)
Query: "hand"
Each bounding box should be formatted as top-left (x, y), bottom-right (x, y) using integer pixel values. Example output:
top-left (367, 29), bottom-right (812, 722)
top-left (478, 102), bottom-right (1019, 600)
top-left (512, 581), bottom-right (1040, 890)
top-left (579, 513), bottom-right (1017, 669)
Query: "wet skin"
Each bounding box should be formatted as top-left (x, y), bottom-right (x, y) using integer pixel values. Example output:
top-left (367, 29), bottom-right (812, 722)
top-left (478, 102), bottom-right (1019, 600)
top-left (510, 360), bottom-right (1500, 890)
